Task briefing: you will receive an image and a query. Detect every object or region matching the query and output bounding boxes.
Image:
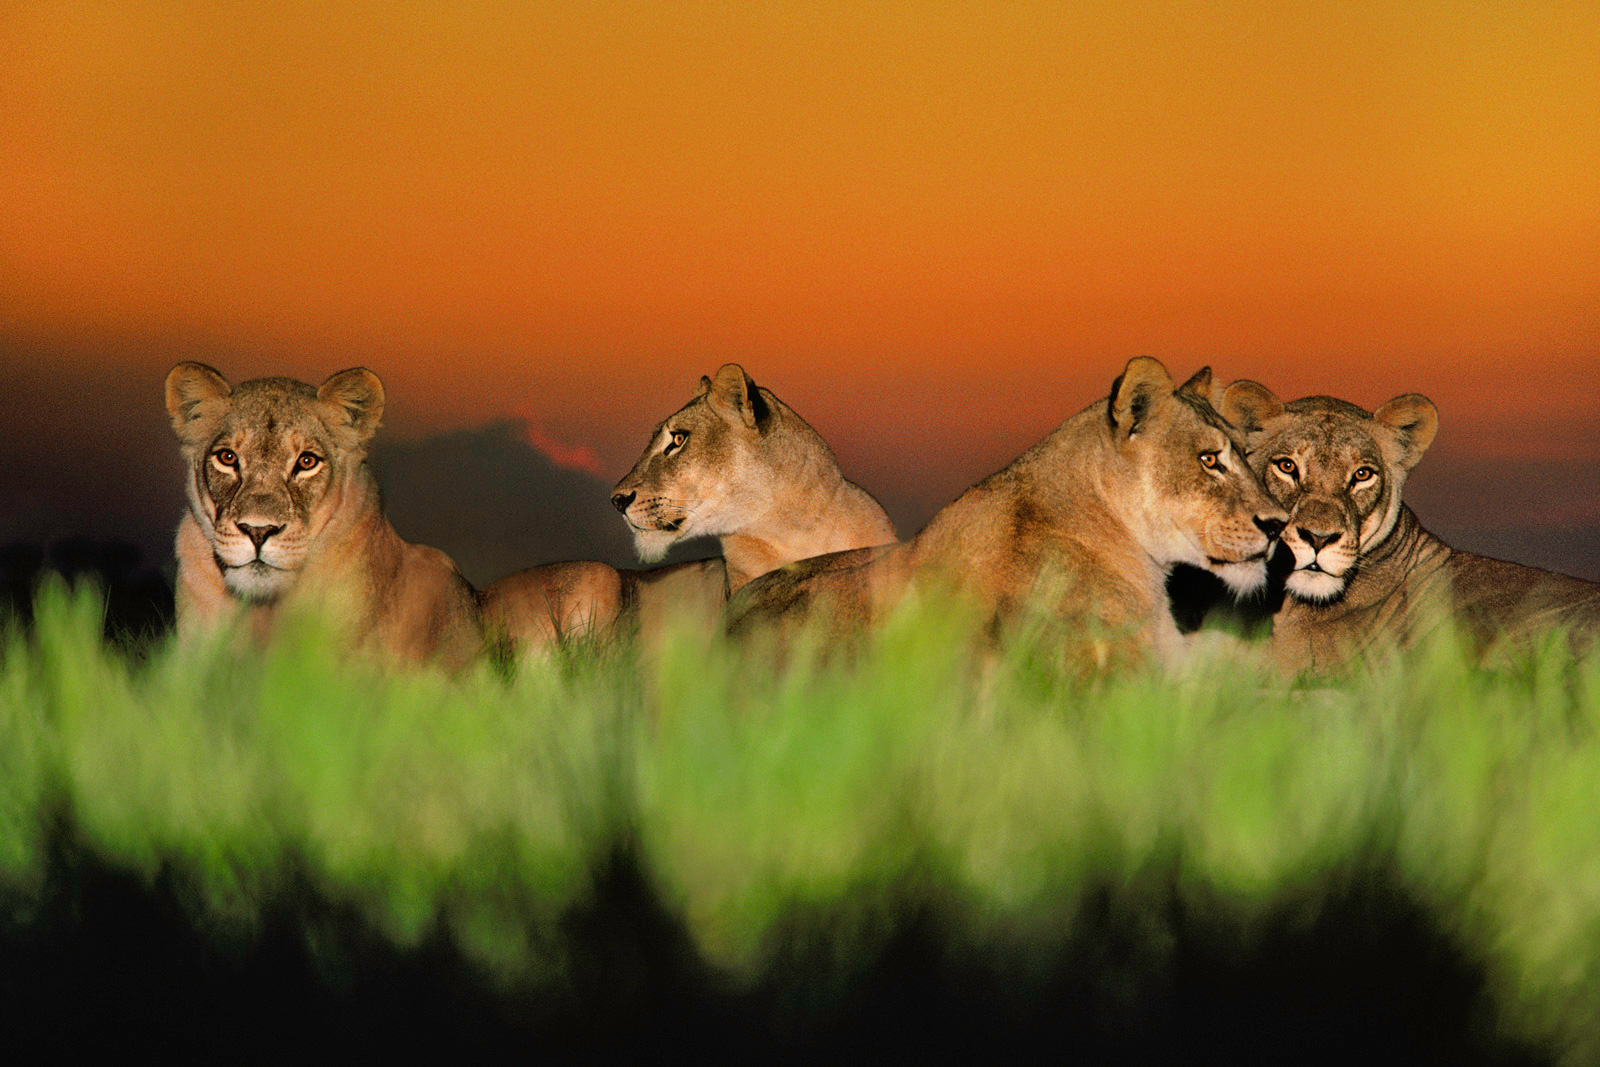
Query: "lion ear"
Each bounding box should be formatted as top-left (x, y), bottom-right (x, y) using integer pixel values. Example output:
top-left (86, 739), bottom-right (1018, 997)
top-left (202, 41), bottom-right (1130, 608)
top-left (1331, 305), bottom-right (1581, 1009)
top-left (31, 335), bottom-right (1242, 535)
top-left (705, 363), bottom-right (771, 430)
top-left (1107, 356), bottom-right (1173, 436)
top-left (165, 362), bottom-right (232, 445)
top-left (1177, 366), bottom-right (1214, 402)
top-left (1373, 393), bottom-right (1439, 471)
top-left (318, 367), bottom-right (386, 446)
top-left (694, 375), bottom-right (713, 399)
top-left (1218, 380), bottom-right (1284, 437)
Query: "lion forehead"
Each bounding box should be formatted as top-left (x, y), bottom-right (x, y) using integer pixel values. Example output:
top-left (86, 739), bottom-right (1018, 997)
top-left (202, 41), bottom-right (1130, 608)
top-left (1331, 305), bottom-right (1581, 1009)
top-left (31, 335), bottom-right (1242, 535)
top-left (218, 383), bottom-right (330, 444)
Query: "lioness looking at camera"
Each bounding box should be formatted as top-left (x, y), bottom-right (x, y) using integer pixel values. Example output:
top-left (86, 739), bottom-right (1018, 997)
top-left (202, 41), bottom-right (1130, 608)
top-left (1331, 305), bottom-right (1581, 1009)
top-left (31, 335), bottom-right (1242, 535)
top-left (166, 362), bottom-right (484, 670)
top-left (1219, 382), bottom-right (1600, 671)
top-left (728, 357), bottom-right (1288, 670)
top-left (481, 363), bottom-right (897, 652)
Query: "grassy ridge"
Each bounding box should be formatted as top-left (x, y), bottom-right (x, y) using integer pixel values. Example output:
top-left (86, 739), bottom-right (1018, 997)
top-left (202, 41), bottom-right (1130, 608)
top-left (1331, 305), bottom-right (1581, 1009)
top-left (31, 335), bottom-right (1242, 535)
top-left (2, 578), bottom-right (1599, 1058)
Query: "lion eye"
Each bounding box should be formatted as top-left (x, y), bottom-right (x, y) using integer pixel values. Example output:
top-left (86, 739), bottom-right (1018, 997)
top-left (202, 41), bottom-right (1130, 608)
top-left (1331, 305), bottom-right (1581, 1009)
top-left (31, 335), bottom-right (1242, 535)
top-left (1273, 457), bottom-right (1298, 478)
top-left (666, 430), bottom-right (688, 453)
top-left (296, 451), bottom-right (322, 473)
top-left (1199, 451), bottom-right (1222, 471)
top-left (212, 448), bottom-right (238, 470)
top-left (1351, 466), bottom-right (1376, 486)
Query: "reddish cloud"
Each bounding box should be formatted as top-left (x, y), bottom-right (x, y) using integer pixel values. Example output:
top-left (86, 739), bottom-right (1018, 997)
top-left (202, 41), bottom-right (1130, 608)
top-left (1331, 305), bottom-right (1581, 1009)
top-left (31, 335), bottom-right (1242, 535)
top-left (515, 418), bottom-right (607, 478)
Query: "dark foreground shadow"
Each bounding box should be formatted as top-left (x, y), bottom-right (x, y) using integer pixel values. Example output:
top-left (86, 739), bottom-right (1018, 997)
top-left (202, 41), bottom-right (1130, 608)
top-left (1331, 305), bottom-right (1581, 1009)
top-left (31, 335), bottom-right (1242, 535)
top-left (0, 540), bottom-right (173, 650)
top-left (0, 829), bottom-right (1549, 1065)
top-left (1167, 547), bottom-right (1291, 637)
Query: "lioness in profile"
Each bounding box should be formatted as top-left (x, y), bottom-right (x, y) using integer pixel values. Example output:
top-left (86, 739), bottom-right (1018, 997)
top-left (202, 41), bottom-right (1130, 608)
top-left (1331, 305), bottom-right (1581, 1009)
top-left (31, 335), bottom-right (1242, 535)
top-left (481, 363), bottom-right (897, 651)
top-left (728, 357), bottom-right (1289, 670)
top-left (1219, 381), bottom-right (1600, 671)
top-left (166, 362), bottom-right (484, 670)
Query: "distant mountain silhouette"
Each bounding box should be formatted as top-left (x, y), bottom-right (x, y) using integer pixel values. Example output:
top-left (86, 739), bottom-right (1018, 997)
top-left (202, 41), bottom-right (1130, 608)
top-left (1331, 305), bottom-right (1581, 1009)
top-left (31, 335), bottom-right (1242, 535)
top-left (372, 420), bottom-right (713, 589)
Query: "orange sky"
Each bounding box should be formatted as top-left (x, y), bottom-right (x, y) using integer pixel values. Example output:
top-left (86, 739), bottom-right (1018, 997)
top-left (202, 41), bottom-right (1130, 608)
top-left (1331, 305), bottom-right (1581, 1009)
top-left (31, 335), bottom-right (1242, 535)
top-left (3, 1), bottom-right (1598, 517)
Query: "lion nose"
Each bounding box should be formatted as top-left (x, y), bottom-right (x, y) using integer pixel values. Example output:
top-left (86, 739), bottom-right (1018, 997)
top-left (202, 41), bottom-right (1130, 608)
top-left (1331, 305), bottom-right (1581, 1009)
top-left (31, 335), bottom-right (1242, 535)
top-left (235, 522), bottom-right (285, 551)
top-left (1297, 527), bottom-right (1341, 552)
top-left (611, 491), bottom-right (636, 514)
top-left (1253, 516), bottom-right (1286, 541)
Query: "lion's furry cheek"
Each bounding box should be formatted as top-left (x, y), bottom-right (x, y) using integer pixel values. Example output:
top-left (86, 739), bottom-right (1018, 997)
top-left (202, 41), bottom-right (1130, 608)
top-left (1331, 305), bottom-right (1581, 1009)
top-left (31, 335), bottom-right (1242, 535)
top-left (1359, 495), bottom-right (1401, 553)
top-left (1144, 511), bottom-right (1207, 570)
top-left (1286, 569), bottom-right (1347, 603)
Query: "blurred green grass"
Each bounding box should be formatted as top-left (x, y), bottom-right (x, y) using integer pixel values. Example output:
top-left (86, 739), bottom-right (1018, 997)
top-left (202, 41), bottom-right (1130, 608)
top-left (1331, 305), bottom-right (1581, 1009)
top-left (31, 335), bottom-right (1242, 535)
top-left (2, 576), bottom-right (1599, 1059)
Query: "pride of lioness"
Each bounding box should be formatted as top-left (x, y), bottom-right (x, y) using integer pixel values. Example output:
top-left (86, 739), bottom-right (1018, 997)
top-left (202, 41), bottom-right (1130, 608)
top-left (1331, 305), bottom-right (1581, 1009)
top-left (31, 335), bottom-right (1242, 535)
top-left (728, 357), bottom-right (1289, 669)
top-left (1219, 382), bottom-right (1600, 671)
top-left (166, 362), bottom-right (484, 670)
top-left (481, 363), bottom-right (897, 652)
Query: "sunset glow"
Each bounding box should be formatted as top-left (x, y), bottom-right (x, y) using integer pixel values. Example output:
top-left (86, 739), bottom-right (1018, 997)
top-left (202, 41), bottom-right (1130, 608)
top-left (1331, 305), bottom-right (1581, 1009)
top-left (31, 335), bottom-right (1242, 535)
top-left (3, 1), bottom-right (1597, 538)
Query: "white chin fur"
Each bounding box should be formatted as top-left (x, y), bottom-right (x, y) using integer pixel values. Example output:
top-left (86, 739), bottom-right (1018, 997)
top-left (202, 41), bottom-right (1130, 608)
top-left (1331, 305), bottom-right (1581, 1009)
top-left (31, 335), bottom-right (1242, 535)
top-left (632, 528), bottom-right (679, 564)
top-left (1212, 558), bottom-right (1268, 596)
top-left (223, 562), bottom-right (294, 603)
top-left (1286, 569), bottom-right (1347, 603)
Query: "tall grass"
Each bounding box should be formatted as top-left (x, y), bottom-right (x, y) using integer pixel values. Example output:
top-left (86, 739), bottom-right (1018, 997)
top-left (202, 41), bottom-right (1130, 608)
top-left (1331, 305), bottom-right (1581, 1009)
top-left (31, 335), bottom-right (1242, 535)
top-left (3, 576), bottom-right (1599, 1058)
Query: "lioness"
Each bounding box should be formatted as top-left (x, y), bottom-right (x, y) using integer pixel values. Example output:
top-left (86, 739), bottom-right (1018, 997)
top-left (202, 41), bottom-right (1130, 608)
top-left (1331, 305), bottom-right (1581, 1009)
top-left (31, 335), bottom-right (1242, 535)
top-left (728, 357), bottom-right (1289, 669)
top-left (1219, 381), bottom-right (1600, 671)
top-left (481, 363), bottom-right (897, 651)
top-left (166, 362), bottom-right (484, 669)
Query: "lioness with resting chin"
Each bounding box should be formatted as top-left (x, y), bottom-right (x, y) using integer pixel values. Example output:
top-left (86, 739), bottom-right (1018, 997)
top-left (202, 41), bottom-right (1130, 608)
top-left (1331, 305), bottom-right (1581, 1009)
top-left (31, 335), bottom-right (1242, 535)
top-left (1219, 381), bottom-right (1600, 671)
top-left (166, 363), bottom-right (484, 670)
top-left (728, 357), bottom-right (1289, 670)
top-left (481, 363), bottom-right (897, 652)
